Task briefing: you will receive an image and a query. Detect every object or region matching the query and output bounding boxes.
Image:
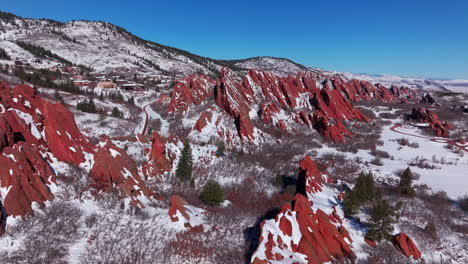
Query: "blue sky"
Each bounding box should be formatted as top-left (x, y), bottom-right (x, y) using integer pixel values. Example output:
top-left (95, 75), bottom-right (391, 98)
top-left (2, 0), bottom-right (468, 79)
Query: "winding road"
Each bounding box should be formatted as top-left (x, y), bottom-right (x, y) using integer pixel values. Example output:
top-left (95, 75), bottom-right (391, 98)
top-left (390, 123), bottom-right (468, 153)
top-left (140, 104), bottom-right (150, 135)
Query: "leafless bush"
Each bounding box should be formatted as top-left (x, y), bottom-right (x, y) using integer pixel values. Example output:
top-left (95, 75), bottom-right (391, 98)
top-left (3, 201), bottom-right (83, 264)
top-left (358, 242), bottom-right (412, 264)
top-left (392, 138), bottom-right (419, 148)
top-left (316, 153), bottom-right (360, 182)
top-left (370, 149), bottom-right (391, 159)
top-left (408, 156), bottom-right (440, 169)
top-left (370, 157), bottom-right (384, 166)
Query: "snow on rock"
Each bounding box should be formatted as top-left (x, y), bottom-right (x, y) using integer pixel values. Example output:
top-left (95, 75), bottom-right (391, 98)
top-left (0, 142), bottom-right (56, 217)
top-left (393, 233), bottom-right (422, 260)
top-left (166, 68), bottom-right (416, 144)
top-left (89, 135), bottom-right (157, 205)
top-left (411, 108), bottom-right (452, 137)
top-left (142, 131), bottom-right (172, 178)
top-left (42, 100), bottom-right (95, 165)
top-left (251, 156), bottom-right (359, 264)
top-left (168, 195), bottom-right (205, 229)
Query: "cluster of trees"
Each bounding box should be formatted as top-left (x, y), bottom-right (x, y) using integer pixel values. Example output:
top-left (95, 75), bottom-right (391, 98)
top-left (111, 107), bottom-right (124, 118)
top-left (0, 47), bottom-right (10, 60)
top-left (175, 141), bottom-right (225, 206)
top-left (15, 41), bottom-right (72, 65)
top-left (76, 99), bottom-right (98, 113)
top-left (343, 169), bottom-right (416, 242)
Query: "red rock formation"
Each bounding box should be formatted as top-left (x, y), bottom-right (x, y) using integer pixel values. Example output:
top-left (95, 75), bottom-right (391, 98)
top-left (90, 136), bottom-right (155, 202)
top-left (193, 111), bottom-right (212, 132)
top-left (251, 156), bottom-right (355, 264)
top-left (237, 112), bottom-right (255, 141)
top-left (43, 101), bottom-right (95, 165)
top-left (167, 68), bottom-right (415, 143)
top-left (0, 142), bottom-right (56, 217)
top-left (168, 74), bottom-right (215, 113)
top-left (411, 108), bottom-right (451, 137)
top-left (168, 195), bottom-right (190, 223)
top-left (168, 195), bottom-right (203, 228)
top-left (393, 233), bottom-right (422, 259)
top-left (143, 131), bottom-right (172, 177)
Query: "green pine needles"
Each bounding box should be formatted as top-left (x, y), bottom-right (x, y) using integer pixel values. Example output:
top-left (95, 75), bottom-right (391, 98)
top-left (200, 180), bottom-right (225, 206)
top-left (175, 141), bottom-right (193, 181)
top-left (398, 167), bottom-right (416, 196)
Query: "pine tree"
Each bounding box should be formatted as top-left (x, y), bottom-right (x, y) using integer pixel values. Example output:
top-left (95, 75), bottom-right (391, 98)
top-left (200, 180), bottom-right (225, 206)
top-left (216, 142), bottom-right (225, 157)
top-left (175, 141), bottom-right (193, 181)
top-left (398, 167), bottom-right (416, 196)
top-left (367, 200), bottom-right (401, 242)
top-left (111, 107), bottom-right (123, 118)
top-left (343, 171), bottom-right (380, 216)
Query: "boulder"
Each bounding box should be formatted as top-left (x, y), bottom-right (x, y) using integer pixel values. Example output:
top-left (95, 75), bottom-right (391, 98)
top-left (42, 100), bottom-right (95, 165)
top-left (168, 195), bottom-right (204, 228)
top-left (90, 136), bottom-right (156, 203)
top-left (393, 233), bottom-right (422, 259)
top-left (0, 142), bottom-right (56, 217)
top-left (143, 131), bottom-right (172, 177)
top-left (411, 108), bottom-right (451, 137)
top-left (251, 156), bottom-right (355, 264)
top-left (193, 111), bottom-right (212, 132)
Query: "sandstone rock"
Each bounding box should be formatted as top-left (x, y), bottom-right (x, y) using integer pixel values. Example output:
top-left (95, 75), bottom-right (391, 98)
top-left (193, 111), bottom-right (212, 132)
top-left (251, 156), bottom-right (355, 264)
top-left (168, 74), bottom-right (215, 113)
top-left (393, 232), bottom-right (422, 259)
top-left (90, 136), bottom-right (155, 203)
top-left (168, 195), bottom-right (203, 228)
top-left (167, 68), bottom-right (415, 143)
top-left (143, 131), bottom-right (172, 177)
top-left (411, 108), bottom-right (451, 137)
top-left (43, 100), bottom-right (95, 165)
top-left (0, 142), bottom-right (56, 217)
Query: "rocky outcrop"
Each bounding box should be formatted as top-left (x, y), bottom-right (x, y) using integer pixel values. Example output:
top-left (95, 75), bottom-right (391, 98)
top-left (143, 131), bottom-right (172, 177)
top-left (251, 156), bottom-right (355, 264)
top-left (411, 108), bottom-right (452, 137)
top-left (1, 82), bottom-right (159, 225)
top-left (193, 111), bottom-right (212, 132)
top-left (393, 233), bottom-right (422, 260)
top-left (168, 195), bottom-right (204, 228)
top-left (42, 101), bottom-right (95, 165)
top-left (0, 142), bottom-right (56, 217)
top-left (420, 93), bottom-right (438, 105)
top-left (168, 68), bottom-right (414, 143)
top-left (90, 136), bottom-right (156, 204)
top-left (168, 74), bottom-right (216, 113)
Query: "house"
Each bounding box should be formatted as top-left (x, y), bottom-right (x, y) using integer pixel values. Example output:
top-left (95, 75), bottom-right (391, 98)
top-left (73, 80), bottom-right (93, 88)
top-left (97, 81), bottom-right (118, 89)
top-left (121, 83), bottom-right (145, 91)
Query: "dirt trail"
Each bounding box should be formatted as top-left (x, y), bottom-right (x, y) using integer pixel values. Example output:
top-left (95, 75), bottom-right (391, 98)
top-left (390, 123), bottom-right (468, 152)
top-left (141, 104), bottom-right (150, 135)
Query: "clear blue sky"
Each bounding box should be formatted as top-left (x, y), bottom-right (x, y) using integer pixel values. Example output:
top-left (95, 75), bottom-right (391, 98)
top-left (2, 0), bottom-right (468, 79)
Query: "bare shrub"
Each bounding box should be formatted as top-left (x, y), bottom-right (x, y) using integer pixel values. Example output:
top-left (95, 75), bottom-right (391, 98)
top-left (358, 242), bottom-right (412, 264)
top-left (4, 201), bottom-right (83, 264)
top-left (392, 138), bottom-right (419, 148)
top-left (316, 153), bottom-right (360, 182)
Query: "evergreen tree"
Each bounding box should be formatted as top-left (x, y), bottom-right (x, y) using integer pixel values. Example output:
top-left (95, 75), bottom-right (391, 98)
top-left (216, 142), bottom-right (225, 157)
top-left (398, 167), bottom-right (416, 196)
top-left (200, 180), bottom-right (225, 206)
top-left (111, 107), bottom-right (123, 118)
top-left (343, 171), bottom-right (380, 216)
top-left (175, 141), bottom-right (193, 181)
top-left (367, 200), bottom-right (401, 242)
